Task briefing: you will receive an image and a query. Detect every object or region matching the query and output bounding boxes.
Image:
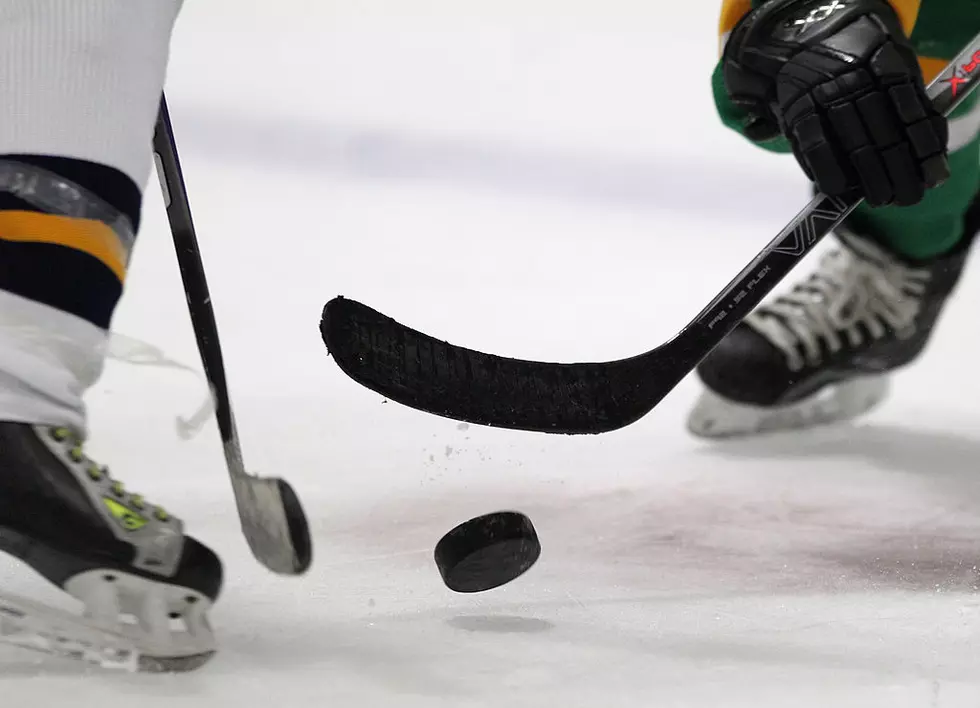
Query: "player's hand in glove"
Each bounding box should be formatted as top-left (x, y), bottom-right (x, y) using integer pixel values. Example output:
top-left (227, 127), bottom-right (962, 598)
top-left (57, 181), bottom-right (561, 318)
top-left (722, 0), bottom-right (949, 207)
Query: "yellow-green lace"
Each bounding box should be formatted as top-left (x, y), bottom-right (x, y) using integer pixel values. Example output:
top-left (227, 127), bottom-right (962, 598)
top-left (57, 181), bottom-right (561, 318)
top-left (50, 427), bottom-right (170, 522)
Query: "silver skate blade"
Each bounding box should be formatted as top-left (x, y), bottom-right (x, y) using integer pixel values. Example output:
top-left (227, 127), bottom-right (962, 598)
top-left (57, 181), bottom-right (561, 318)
top-left (0, 591), bottom-right (139, 671)
top-left (687, 375), bottom-right (890, 439)
top-left (0, 587), bottom-right (217, 673)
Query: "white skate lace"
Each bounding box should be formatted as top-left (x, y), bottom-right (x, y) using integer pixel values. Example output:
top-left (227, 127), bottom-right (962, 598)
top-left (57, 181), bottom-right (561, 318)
top-left (106, 334), bottom-right (214, 440)
top-left (744, 236), bottom-right (931, 372)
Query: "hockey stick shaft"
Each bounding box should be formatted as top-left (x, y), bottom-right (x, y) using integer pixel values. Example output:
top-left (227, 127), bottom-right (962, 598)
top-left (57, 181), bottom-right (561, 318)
top-left (153, 96), bottom-right (312, 573)
top-left (321, 30), bottom-right (980, 435)
top-left (152, 100), bottom-right (236, 447)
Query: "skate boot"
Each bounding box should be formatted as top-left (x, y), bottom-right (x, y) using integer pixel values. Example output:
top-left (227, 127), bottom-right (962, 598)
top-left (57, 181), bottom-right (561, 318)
top-left (0, 422), bottom-right (222, 671)
top-left (687, 201), bottom-right (978, 438)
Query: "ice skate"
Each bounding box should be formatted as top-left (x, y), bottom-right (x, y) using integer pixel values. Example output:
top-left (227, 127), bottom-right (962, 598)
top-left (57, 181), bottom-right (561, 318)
top-left (0, 422), bottom-right (222, 671)
top-left (688, 201), bottom-right (979, 439)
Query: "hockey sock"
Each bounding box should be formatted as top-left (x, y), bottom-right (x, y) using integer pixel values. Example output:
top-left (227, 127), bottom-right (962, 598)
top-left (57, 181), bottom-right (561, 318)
top-left (0, 156), bottom-right (142, 430)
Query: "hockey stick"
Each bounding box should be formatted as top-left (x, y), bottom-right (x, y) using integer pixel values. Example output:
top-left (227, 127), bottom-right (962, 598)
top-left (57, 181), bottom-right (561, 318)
top-left (321, 32), bottom-right (980, 435)
top-left (153, 96), bottom-right (313, 573)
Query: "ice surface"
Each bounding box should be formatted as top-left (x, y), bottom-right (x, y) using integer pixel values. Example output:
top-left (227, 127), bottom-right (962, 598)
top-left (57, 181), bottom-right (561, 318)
top-left (2, 0), bottom-right (979, 705)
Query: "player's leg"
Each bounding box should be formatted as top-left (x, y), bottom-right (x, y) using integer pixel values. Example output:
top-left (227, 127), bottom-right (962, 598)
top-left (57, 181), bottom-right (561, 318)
top-left (0, 0), bottom-right (221, 670)
top-left (689, 90), bottom-right (980, 437)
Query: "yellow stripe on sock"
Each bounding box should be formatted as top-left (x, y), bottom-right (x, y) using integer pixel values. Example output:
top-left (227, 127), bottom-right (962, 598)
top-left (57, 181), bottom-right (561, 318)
top-left (0, 211), bottom-right (127, 282)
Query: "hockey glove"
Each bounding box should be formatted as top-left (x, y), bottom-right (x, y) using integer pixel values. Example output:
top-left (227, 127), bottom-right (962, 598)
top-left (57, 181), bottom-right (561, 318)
top-left (722, 0), bottom-right (950, 207)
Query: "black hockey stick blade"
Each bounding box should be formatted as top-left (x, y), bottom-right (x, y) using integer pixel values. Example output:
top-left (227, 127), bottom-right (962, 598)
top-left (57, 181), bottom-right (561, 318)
top-left (322, 296), bottom-right (677, 434)
top-left (321, 31), bottom-right (980, 435)
top-left (321, 193), bottom-right (842, 436)
top-left (155, 97), bottom-right (313, 573)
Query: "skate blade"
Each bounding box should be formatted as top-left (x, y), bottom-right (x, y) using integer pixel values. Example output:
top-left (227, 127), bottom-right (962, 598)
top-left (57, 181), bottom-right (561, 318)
top-left (0, 586), bottom-right (215, 673)
top-left (686, 375), bottom-right (890, 439)
top-left (0, 590), bottom-right (140, 671)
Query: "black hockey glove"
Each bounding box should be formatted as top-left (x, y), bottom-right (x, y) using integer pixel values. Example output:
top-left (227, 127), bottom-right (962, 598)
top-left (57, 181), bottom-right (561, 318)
top-left (722, 0), bottom-right (949, 207)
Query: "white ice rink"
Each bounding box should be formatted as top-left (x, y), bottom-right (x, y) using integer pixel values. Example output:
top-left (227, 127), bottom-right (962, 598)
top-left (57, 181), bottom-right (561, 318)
top-left (3, 1), bottom-right (980, 705)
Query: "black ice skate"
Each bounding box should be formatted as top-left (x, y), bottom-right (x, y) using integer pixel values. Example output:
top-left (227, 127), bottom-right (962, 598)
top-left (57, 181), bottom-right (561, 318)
top-left (0, 423), bottom-right (222, 671)
top-left (688, 200), bottom-right (978, 438)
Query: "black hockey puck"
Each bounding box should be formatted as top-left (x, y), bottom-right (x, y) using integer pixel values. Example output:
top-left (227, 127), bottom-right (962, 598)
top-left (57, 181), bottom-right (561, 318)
top-left (434, 511), bottom-right (541, 593)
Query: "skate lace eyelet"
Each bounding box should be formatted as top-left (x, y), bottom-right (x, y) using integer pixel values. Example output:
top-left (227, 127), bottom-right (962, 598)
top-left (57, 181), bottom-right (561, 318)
top-left (131, 495), bottom-right (145, 510)
top-left (69, 447), bottom-right (84, 463)
top-left (155, 509), bottom-right (169, 522)
top-left (111, 481), bottom-right (125, 497)
top-left (87, 466), bottom-right (102, 481)
top-left (49, 427), bottom-right (69, 442)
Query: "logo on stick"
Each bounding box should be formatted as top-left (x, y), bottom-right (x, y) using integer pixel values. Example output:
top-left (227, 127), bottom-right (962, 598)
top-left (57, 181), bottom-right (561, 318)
top-left (947, 50), bottom-right (980, 97)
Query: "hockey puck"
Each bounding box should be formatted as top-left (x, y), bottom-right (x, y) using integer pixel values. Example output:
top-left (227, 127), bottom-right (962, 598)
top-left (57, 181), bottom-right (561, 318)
top-left (434, 511), bottom-right (541, 593)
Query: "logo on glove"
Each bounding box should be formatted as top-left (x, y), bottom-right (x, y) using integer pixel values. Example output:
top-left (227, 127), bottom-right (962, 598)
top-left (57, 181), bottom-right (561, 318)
top-left (946, 50), bottom-right (980, 97)
top-left (788, 0), bottom-right (848, 33)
